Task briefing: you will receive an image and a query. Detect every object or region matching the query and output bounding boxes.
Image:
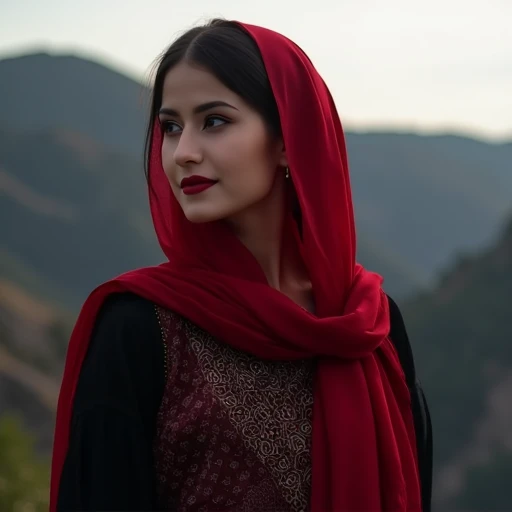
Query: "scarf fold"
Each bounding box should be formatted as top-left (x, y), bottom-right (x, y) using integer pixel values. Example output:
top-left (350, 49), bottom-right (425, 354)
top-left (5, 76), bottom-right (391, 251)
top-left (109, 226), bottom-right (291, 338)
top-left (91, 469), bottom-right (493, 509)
top-left (50, 21), bottom-right (421, 511)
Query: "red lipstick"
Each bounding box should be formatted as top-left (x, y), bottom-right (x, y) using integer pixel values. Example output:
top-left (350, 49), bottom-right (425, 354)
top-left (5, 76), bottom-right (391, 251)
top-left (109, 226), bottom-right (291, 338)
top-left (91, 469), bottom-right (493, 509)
top-left (180, 175), bottom-right (218, 195)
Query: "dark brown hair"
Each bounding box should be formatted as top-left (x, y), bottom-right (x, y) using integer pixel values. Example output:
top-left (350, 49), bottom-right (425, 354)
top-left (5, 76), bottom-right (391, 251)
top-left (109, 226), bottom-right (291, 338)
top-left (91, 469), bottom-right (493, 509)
top-left (144, 19), bottom-right (281, 179)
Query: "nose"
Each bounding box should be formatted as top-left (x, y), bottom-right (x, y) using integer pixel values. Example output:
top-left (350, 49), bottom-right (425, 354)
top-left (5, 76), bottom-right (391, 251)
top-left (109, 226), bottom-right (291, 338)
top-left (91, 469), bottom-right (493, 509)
top-left (173, 128), bottom-right (203, 167)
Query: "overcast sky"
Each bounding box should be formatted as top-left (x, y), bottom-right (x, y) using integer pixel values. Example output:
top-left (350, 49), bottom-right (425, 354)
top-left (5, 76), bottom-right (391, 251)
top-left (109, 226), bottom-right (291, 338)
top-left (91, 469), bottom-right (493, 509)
top-left (1, 0), bottom-right (511, 141)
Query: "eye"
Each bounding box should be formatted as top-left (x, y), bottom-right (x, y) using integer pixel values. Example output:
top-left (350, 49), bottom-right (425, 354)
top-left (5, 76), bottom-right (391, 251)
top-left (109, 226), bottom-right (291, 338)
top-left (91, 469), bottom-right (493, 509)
top-left (203, 116), bottom-right (228, 130)
top-left (161, 120), bottom-right (182, 136)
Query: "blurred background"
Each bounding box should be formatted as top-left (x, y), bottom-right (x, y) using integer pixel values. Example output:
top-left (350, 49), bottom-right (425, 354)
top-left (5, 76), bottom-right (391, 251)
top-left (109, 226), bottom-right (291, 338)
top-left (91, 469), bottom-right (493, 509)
top-left (1, 0), bottom-right (511, 510)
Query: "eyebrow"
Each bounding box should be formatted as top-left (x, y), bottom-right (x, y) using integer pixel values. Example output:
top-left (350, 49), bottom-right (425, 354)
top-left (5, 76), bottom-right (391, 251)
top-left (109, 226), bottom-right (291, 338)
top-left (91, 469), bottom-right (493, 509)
top-left (159, 101), bottom-right (238, 117)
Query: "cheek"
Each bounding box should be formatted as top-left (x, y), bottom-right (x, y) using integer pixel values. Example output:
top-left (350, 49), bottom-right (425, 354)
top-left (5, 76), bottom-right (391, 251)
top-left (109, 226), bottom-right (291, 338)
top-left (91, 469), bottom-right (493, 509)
top-left (228, 129), bottom-right (277, 184)
top-left (161, 141), bottom-right (176, 182)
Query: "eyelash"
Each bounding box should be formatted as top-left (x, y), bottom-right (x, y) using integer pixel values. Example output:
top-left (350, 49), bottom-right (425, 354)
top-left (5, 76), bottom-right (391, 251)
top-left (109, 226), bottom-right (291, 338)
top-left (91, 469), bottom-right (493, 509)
top-left (161, 115), bottom-right (230, 136)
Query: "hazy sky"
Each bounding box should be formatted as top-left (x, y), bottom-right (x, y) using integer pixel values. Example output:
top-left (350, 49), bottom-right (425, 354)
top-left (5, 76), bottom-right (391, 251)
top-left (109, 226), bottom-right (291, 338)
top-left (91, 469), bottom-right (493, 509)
top-left (1, 0), bottom-right (511, 141)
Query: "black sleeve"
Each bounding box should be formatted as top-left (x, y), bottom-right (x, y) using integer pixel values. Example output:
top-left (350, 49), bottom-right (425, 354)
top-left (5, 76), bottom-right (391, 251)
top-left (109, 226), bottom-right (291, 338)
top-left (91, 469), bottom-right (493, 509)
top-left (57, 292), bottom-right (165, 512)
top-left (387, 295), bottom-right (433, 512)
top-left (412, 382), bottom-right (433, 512)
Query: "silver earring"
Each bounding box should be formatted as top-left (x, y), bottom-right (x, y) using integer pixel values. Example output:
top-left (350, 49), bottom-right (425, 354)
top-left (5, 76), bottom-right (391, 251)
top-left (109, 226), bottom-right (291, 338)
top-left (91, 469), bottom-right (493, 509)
top-left (285, 166), bottom-right (290, 179)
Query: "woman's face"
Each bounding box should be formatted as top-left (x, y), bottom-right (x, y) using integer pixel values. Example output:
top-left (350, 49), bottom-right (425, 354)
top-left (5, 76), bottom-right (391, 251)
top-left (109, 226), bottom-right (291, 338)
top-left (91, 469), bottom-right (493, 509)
top-left (159, 61), bottom-right (287, 224)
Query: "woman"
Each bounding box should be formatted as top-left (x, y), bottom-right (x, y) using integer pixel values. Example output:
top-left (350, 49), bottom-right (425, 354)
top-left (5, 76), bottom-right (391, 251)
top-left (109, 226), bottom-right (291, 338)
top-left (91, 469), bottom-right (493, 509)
top-left (51, 19), bottom-right (432, 511)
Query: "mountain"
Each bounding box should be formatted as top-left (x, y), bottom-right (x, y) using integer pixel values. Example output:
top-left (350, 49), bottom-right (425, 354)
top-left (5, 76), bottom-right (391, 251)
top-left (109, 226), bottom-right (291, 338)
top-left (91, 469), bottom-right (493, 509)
top-left (0, 278), bottom-right (63, 453)
top-left (2, 50), bottom-right (512, 509)
top-left (347, 132), bottom-right (512, 275)
top-left (0, 125), bottom-right (163, 309)
top-left (1, 52), bottom-right (512, 295)
top-left (0, 52), bottom-right (149, 159)
top-left (402, 216), bottom-right (512, 509)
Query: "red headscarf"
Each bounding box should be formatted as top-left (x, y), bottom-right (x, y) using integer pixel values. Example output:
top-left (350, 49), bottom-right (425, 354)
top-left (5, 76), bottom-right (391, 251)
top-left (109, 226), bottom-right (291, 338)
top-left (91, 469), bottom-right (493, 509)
top-left (50, 22), bottom-right (421, 511)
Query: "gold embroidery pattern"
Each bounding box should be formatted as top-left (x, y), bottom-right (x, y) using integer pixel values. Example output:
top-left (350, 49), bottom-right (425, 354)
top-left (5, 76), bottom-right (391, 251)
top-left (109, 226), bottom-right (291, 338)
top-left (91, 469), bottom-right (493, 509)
top-left (184, 320), bottom-right (314, 511)
top-left (241, 478), bottom-right (290, 511)
top-left (154, 304), bottom-right (169, 379)
top-left (153, 306), bottom-right (314, 511)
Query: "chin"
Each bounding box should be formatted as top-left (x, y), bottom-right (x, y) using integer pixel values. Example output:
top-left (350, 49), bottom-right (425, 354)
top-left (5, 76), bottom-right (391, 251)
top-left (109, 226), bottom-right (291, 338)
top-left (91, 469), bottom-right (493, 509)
top-left (182, 207), bottom-right (230, 224)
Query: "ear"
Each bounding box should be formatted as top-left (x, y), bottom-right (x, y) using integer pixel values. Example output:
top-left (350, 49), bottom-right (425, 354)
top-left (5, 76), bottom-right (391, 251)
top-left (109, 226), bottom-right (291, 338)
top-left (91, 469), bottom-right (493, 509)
top-left (277, 138), bottom-right (288, 168)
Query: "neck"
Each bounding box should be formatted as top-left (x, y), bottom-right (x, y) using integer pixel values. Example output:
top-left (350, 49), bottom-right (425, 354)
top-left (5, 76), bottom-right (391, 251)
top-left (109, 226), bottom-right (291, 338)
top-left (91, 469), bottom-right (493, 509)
top-left (225, 177), bottom-right (314, 313)
top-left (226, 177), bottom-right (286, 289)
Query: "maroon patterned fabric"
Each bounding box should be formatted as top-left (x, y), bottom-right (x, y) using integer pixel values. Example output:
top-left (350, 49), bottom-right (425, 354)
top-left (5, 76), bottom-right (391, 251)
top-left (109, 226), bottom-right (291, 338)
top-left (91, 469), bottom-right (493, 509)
top-left (153, 306), bottom-right (315, 511)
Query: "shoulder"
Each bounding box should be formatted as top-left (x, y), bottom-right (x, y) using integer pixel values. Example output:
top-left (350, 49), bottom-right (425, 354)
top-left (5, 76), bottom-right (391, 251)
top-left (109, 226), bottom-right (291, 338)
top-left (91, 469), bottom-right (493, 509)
top-left (385, 294), bottom-right (417, 387)
top-left (386, 295), bottom-right (407, 334)
top-left (89, 292), bottom-right (164, 346)
top-left (74, 292), bottom-right (165, 415)
top-left (84, 292), bottom-right (163, 370)
top-left (71, 293), bottom-right (167, 429)
top-left (386, 295), bottom-right (433, 510)
top-left (94, 292), bottom-right (157, 328)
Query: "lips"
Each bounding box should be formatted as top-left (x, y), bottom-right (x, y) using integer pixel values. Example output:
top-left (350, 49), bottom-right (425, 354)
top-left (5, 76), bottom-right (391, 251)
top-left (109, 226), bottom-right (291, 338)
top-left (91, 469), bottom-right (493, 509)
top-left (180, 175), bottom-right (218, 196)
